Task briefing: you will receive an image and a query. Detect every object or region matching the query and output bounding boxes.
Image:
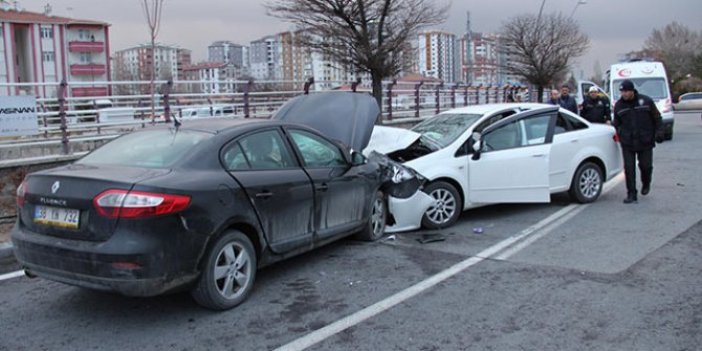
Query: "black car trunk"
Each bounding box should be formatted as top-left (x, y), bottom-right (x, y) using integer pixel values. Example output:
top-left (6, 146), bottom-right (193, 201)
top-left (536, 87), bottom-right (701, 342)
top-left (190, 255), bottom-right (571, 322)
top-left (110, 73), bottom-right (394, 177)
top-left (19, 163), bottom-right (171, 242)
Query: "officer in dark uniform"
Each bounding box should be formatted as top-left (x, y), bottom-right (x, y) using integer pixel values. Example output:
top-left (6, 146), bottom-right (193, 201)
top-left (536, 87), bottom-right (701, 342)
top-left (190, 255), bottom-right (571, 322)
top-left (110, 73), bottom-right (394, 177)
top-left (612, 79), bottom-right (664, 204)
top-left (580, 86), bottom-right (611, 124)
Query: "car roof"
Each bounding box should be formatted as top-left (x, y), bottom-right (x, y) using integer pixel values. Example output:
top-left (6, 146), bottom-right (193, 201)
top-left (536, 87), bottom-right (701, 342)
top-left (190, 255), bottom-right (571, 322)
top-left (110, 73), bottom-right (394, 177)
top-left (438, 102), bottom-right (554, 116)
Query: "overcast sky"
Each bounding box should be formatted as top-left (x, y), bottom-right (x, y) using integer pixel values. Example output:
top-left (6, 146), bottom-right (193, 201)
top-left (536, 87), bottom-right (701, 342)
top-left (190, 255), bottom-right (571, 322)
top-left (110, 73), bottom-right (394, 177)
top-left (34, 0), bottom-right (702, 78)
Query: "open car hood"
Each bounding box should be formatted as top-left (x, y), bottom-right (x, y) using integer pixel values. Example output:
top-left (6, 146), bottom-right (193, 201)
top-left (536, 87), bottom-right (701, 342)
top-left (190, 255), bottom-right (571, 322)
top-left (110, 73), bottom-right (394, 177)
top-left (272, 92), bottom-right (380, 152)
top-left (363, 126), bottom-right (422, 156)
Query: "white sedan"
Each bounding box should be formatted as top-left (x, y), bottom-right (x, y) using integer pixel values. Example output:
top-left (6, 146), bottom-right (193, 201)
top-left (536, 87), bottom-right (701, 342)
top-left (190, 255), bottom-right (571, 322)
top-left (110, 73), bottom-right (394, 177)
top-left (366, 103), bottom-right (623, 231)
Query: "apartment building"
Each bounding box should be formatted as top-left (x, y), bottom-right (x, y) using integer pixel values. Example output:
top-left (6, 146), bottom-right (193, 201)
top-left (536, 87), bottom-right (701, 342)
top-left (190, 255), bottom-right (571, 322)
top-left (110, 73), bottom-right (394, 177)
top-left (112, 44), bottom-right (191, 94)
top-left (417, 30), bottom-right (458, 83)
top-left (208, 40), bottom-right (249, 73)
top-left (0, 5), bottom-right (110, 98)
top-left (182, 61), bottom-right (245, 94)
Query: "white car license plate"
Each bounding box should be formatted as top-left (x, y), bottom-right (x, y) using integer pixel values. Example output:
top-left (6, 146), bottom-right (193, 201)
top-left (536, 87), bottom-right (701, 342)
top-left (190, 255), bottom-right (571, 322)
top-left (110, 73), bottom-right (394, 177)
top-left (34, 205), bottom-right (80, 229)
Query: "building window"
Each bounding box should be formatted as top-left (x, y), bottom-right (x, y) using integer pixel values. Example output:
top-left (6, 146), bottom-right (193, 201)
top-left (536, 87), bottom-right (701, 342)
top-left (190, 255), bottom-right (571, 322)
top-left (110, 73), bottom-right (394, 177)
top-left (78, 29), bottom-right (90, 40)
top-left (40, 26), bottom-right (53, 39)
top-left (42, 52), bottom-right (55, 62)
top-left (79, 52), bottom-right (92, 63)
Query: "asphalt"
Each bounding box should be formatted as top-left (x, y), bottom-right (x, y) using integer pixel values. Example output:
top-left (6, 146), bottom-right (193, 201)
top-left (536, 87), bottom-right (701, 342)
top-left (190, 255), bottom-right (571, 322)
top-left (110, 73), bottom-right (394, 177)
top-left (0, 218), bottom-right (11, 255)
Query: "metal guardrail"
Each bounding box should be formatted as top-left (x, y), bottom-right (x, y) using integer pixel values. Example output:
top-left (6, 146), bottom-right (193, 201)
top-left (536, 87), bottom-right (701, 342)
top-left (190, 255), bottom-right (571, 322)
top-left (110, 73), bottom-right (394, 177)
top-left (1, 78), bottom-right (533, 162)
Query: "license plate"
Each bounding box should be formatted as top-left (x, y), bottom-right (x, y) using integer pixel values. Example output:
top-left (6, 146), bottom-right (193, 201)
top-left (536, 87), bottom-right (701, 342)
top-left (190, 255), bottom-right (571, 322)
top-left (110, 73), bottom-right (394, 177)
top-left (34, 205), bottom-right (80, 229)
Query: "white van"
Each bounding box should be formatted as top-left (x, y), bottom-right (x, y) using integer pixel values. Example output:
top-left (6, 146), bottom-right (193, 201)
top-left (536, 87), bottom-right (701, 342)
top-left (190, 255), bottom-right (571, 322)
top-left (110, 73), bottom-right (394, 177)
top-left (605, 61), bottom-right (674, 140)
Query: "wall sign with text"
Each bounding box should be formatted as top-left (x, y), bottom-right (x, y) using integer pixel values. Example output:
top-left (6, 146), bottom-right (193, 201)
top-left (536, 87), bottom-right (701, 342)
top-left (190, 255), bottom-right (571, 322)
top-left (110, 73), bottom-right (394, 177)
top-left (0, 96), bottom-right (39, 137)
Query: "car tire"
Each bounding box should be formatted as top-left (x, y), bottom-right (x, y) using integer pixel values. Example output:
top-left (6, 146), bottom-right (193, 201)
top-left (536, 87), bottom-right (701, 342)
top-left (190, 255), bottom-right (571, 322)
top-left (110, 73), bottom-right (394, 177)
top-left (191, 230), bottom-right (257, 310)
top-left (355, 191), bottom-right (387, 241)
top-left (569, 162), bottom-right (603, 203)
top-left (665, 131), bottom-right (673, 141)
top-left (421, 181), bottom-right (462, 229)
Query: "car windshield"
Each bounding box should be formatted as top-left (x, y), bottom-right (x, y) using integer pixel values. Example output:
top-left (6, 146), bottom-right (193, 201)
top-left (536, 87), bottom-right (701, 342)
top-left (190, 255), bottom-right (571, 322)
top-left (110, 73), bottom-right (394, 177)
top-left (612, 78), bottom-right (669, 101)
top-left (78, 129), bottom-right (212, 168)
top-left (411, 113), bottom-right (482, 148)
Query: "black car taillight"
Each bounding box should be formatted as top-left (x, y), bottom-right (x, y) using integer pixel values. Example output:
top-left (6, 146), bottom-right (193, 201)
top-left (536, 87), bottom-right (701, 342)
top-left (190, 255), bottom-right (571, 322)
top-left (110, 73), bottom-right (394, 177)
top-left (93, 189), bottom-right (191, 219)
top-left (16, 180), bottom-right (27, 208)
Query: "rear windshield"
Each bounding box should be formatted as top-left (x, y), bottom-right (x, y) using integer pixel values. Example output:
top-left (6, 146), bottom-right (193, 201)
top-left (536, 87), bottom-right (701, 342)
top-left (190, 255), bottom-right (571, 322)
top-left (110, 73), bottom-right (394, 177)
top-left (612, 78), bottom-right (669, 101)
top-left (78, 129), bottom-right (212, 168)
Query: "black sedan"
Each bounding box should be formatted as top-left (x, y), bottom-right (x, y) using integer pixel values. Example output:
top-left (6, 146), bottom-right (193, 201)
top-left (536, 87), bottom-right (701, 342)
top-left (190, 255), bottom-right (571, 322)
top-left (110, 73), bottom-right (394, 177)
top-left (11, 92), bottom-right (388, 310)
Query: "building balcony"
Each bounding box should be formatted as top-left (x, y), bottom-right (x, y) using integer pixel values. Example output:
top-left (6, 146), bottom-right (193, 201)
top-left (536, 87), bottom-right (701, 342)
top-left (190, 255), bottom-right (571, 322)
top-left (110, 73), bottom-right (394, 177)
top-left (69, 41), bottom-right (105, 53)
top-left (70, 64), bottom-right (107, 76)
top-left (71, 86), bottom-right (109, 97)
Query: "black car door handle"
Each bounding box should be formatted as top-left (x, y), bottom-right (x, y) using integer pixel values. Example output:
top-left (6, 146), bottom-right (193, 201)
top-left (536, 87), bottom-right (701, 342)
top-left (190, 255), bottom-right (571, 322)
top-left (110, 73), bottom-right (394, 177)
top-left (315, 183), bottom-right (329, 192)
top-left (255, 191), bottom-right (273, 199)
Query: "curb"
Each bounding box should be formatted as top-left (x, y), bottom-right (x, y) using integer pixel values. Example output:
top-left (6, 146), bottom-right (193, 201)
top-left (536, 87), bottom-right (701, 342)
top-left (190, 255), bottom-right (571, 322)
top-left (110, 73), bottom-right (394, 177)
top-left (0, 241), bottom-right (14, 259)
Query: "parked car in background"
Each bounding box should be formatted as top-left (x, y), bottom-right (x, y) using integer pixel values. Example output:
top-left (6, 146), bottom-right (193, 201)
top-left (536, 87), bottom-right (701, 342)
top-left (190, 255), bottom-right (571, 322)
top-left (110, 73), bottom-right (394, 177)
top-left (181, 105), bottom-right (235, 118)
top-left (12, 92), bottom-right (391, 310)
top-left (674, 92), bottom-right (702, 111)
top-left (365, 103), bottom-right (623, 230)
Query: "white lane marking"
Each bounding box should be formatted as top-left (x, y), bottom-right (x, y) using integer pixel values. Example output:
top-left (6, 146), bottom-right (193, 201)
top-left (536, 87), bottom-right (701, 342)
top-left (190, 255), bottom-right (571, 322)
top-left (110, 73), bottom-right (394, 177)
top-left (276, 174), bottom-right (626, 351)
top-left (0, 270), bottom-right (24, 281)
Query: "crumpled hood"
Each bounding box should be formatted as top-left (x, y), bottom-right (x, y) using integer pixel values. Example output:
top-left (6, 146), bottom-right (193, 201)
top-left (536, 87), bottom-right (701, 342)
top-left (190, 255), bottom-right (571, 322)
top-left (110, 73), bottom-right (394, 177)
top-left (363, 125), bottom-right (422, 156)
top-left (272, 92), bottom-right (380, 152)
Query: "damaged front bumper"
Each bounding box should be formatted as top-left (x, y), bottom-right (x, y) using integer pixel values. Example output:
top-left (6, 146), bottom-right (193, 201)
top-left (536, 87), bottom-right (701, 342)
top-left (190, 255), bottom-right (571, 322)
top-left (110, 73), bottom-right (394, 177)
top-left (367, 151), bottom-right (434, 233)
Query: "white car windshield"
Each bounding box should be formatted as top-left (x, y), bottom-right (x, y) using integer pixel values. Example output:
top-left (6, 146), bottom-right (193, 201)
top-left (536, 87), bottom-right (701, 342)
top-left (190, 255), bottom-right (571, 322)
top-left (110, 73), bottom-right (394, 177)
top-left (411, 113), bottom-right (482, 148)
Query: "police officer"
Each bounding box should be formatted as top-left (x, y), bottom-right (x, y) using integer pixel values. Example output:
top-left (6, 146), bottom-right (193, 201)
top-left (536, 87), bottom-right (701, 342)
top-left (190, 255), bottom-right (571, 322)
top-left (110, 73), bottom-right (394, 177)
top-left (580, 86), bottom-right (611, 124)
top-left (612, 79), bottom-right (664, 204)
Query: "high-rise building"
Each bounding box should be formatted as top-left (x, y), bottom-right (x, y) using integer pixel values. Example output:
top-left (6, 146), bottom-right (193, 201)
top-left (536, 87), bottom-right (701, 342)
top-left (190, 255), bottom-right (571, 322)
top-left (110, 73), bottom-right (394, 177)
top-left (208, 40), bottom-right (249, 73)
top-left (249, 31), bottom-right (311, 85)
top-left (113, 44), bottom-right (191, 94)
top-left (417, 30), bottom-right (458, 83)
top-left (460, 12), bottom-right (522, 87)
top-left (0, 4), bottom-right (111, 98)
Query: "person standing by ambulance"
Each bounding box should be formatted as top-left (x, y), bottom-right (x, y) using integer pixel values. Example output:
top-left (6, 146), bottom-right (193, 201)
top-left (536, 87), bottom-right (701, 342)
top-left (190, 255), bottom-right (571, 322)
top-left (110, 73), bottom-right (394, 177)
top-left (612, 79), bottom-right (665, 204)
top-left (580, 86), bottom-right (611, 124)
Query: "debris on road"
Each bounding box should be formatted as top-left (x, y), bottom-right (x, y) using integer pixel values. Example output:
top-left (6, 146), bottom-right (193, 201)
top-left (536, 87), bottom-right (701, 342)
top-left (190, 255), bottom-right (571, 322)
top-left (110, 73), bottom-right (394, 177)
top-left (416, 233), bottom-right (446, 244)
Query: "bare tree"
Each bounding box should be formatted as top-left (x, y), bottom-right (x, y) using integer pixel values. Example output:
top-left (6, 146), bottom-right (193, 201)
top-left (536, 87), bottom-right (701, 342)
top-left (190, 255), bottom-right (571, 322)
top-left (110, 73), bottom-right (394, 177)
top-left (645, 22), bottom-right (701, 82)
top-left (499, 12), bottom-right (589, 102)
top-left (265, 0), bottom-right (448, 117)
top-left (140, 0), bottom-right (165, 122)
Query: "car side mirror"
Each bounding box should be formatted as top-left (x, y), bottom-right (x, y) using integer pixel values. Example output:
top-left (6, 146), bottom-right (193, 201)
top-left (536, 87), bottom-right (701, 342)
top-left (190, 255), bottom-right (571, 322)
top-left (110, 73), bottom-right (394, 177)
top-left (470, 132), bottom-right (482, 161)
top-left (350, 150), bottom-right (367, 166)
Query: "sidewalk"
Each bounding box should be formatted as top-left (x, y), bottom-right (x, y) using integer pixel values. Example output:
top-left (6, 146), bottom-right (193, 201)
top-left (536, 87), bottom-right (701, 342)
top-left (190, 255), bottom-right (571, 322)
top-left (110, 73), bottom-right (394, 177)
top-left (0, 222), bottom-right (13, 258)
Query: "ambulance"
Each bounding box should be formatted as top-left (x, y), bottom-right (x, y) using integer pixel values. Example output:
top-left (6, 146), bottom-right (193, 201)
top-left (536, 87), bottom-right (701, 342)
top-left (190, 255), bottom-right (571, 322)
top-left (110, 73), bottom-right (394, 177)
top-left (605, 60), bottom-right (674, 140)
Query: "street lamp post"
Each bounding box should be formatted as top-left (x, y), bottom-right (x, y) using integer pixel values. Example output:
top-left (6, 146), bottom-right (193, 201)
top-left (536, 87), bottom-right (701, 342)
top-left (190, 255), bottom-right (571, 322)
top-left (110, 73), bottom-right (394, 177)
top-left (570, 0), bottom-right (587, 18)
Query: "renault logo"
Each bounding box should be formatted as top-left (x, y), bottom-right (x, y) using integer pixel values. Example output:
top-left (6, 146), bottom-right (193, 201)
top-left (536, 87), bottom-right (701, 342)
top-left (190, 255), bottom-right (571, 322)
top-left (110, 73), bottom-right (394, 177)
top-left (51, 181), bottom-right (60, 194)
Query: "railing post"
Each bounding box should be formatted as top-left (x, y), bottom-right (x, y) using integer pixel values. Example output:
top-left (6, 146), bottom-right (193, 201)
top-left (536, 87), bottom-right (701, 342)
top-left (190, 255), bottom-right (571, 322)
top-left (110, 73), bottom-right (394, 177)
top-left (435, 83), bottom-right (443, 114)
top-left (303, 77), bottom-right (314, 95)
top-left (503, 85), bottom-right (510, 102)
top-left (57, 79), bottom-right (69, 155)
top-left (414, 81), bottom-right (424, 118)
top-left (386, 79), bottom-right (396, 121)
top-left (351, 78), bottom-right (361, 92)
top-left (40, 102), bottom-right (48, 139)
top-left (475, 85), bottom-right (482, 105)
top-left (464, 86), bottom-right (469, 106)
top-left (451, 84), bottom-right (458, 109)
top-left (162, 80), bottom-right (172, 122)
top-left (243, 79), bottom-right (253, 118)
top-left (207, 97), bottom-right (213, 116)
top-left (93, 98), bottom-right (101, 134)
